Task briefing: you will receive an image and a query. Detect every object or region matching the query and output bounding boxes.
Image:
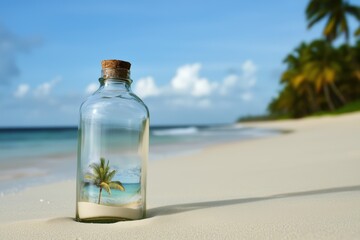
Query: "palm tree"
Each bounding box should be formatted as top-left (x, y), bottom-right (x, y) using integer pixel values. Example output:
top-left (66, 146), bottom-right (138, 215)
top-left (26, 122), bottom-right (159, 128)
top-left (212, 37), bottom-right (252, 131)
top-left (306, 0), bottom-right (360, 43)
top-left (85, 158), bottom-right (125, 204)
top-left (304, 40), bottom-right (347, 110)
top-left (281, 43), bottom-right (319, 113)
top-left (268, 85), bottom-right (304, 118)
top-left (337, 41), bottom-right (360, 99)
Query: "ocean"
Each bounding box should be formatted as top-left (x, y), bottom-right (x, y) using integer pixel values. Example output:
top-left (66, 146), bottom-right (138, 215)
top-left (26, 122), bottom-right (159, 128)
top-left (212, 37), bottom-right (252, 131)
top-left (0, 124), bottom-right (279, 194)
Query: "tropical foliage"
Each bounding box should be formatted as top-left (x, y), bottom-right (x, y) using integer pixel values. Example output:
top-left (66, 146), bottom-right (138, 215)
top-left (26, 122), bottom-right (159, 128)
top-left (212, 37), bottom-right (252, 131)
top-left (268, 0), bottom-right (360, 118)
top-left (85, 158), bottom-right (125, 204)
top-left (306, 0), bottom-right (360, 43)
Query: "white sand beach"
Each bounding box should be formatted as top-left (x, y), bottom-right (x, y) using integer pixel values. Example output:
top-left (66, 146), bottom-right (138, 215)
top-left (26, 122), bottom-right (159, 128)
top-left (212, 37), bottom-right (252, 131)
top-left (0, 113), bottom-right (359, 239)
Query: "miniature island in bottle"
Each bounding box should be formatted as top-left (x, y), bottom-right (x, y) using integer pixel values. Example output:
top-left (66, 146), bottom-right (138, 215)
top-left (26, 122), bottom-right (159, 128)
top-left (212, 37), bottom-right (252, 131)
top-left (76, 59), bottom-right (149, 223)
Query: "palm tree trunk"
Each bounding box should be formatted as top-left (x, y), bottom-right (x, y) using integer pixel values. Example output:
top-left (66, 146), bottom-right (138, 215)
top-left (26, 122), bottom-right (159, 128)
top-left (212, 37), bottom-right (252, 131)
top-left (324, 85), bottom-right (335, 111)
top-left (344, 25), bottom-right (349, 45)
top-left (98, 187), bottom-right (103, 204)
top-left (329, 81), bottom-right (347, 105)
top-left (305, 84), bottom-right (318, 112)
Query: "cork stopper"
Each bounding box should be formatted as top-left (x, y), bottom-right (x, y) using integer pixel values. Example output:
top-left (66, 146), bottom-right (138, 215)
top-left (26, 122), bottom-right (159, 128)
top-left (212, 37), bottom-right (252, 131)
top-left (100, 59), bottom-right (131, 81)
top-left (101, 59), bottom-right (131, 70)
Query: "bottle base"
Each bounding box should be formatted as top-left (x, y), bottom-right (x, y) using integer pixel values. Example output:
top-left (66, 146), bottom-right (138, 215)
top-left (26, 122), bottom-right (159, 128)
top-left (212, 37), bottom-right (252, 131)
top-left (76, 201), bottom-right (145, 223)
top-left (75, 216), bottom-right (135, 223)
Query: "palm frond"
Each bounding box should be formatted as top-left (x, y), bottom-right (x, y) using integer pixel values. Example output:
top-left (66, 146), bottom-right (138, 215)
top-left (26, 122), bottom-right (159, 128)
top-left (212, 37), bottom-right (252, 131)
top-left (109, 181), bottom-right (125, 191)
top-left (306, 0), bottom-right (358, 42)
top-left (324, 16), bottom-right (337, 37)
top-left (307, 10), bottom-right (328, 28)
top-left (100, 182), bottom-right (111, 194)
top-left (293, 75), bottom-right (306, 88)
top-left (345, 5), bottom-right (360, 20)
top-left (355, 27), bottom-right (360, 36)
top-left (107, 170), bottom-right (117, 181)
top-left (100, 158), bottom-right (106, 169)
top-left (89, 162), bottom-right (101, 176)
top-left (84, 173), bottom-right (97, 181)
top-left (99, 167), bottom-right (105, 180)
top-left (324, 67), bottom-right (336, 83)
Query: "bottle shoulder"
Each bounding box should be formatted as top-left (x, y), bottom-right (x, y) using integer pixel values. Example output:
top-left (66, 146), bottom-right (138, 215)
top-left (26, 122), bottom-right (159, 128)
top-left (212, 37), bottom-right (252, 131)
top-left (80, 91), bottom-right (149, 118)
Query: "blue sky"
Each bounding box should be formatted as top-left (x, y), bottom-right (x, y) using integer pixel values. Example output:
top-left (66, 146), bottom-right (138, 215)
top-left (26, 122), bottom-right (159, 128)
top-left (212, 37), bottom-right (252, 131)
top-left (0, 0), bottom-right (358, 126)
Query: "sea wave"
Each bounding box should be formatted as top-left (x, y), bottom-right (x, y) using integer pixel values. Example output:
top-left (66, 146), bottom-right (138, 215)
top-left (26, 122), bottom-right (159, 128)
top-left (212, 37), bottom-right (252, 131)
top-left (151, 127), bottom-right (199, 136)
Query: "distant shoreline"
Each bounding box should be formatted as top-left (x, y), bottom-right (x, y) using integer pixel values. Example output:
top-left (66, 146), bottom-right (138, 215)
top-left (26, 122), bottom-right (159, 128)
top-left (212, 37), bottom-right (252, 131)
top-left (0, 123), bottom-right (237, 131)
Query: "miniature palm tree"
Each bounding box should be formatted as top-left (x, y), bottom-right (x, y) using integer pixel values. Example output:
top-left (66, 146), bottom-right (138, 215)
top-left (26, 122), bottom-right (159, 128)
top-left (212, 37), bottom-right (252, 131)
top-left (85, 158), bottom-right (125, 204)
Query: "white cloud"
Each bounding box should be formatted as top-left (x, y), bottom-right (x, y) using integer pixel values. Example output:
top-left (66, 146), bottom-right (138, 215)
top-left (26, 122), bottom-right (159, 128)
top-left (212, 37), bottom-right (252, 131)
top-left (132, 60), bottom-right (257, 111)
top-left (223, 74), bottom-right (238, 87)
top-left (241, 92), bottom-right (253, 101)
top-left (134, 63), bottom-right (217, 100)
top-left (170, 63), bottom-right (216, 97)
top-left (241, 60), bottom-right (257, 88)
top-left (220, 74), bottom-right (238, 95)
top-left (171, 63), bottom-right (200, 91)
top-left (242, 60), bottom-right (257, 76)
top-left (85, 83), bottom-right (98, 95)
top-left (134, 76), bottom-right (160, 98)
top-left (192, 78), bottom-right (217, 97)
top-left (33, 76), bottom-right (61, 98)
top-left (13, 84), bottom-right (30, 98)
top-left (219, 60), bottom-right (257, 97)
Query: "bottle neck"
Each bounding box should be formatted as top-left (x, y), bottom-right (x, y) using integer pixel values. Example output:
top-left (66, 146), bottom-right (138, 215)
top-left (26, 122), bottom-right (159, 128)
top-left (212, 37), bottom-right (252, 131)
top-left (99, 78), bottom-right (132, 92)
top-left (99, 67), bottom-right (132, 91)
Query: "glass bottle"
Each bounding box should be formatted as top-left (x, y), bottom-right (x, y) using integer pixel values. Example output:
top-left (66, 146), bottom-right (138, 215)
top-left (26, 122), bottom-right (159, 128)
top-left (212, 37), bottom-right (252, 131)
top-left (76, 59), bottom-right (149, 222)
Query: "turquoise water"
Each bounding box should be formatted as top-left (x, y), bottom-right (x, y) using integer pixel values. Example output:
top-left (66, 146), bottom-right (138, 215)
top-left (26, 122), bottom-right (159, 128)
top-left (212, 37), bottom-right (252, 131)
top-left (0, 128), bottom-right (77, 159)
top-left (0, 125), bottom-right (280, 193)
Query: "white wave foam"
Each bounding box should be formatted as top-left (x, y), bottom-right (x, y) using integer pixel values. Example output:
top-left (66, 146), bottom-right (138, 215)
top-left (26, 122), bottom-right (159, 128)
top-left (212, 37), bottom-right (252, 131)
top-left (152, 127), bottom-right (199, 136)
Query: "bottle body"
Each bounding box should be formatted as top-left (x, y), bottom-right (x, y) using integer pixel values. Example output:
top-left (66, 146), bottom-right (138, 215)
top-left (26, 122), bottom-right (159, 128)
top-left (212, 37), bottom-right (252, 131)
top-left (76, 77), bottom-right (149, 222)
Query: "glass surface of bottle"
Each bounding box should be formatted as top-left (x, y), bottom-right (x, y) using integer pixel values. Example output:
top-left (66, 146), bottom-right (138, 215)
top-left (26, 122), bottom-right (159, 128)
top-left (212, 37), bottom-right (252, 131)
top-left (76, 60), bottom-right (149, 223)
